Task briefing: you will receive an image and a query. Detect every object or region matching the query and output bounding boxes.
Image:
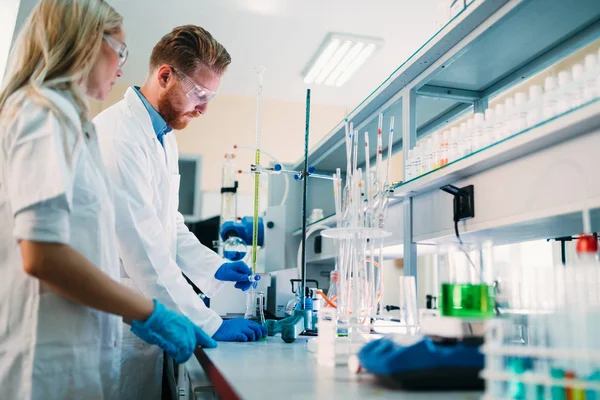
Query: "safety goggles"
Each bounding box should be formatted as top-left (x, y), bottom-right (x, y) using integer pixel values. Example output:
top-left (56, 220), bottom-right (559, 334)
top-left (170, 66), bottom-right (218, 104)
top-left (103, 34), bottom-right (129, 70)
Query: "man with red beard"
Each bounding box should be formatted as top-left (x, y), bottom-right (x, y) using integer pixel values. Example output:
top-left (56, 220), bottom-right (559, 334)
top-left (94, 25), bottom-right (266, 400)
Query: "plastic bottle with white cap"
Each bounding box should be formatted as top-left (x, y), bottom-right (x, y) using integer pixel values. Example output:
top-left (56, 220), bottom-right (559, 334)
top-left (513, 92), bottom-right (528, 134)
top-left (414, 144), bottom-right (422, 179)
top-left (431, 133), bottom-right (441, 169)
top-left (570, 63), bottom-right (585, 109)
top-left (555, 70), bottom-right (572, 115)
top-left (449, 126), bottom-right (460, 163)
top-left (425, 136), bottom-right (434, 173)
top-left (457, 122), bottom-right (467, 159)
top-left (583, 54), bottom-right (599, 103)
top-left (542, 75), bottom-right (558, 120)
top-left (483, 107), bottom-right (495, 147)
top-left (465, 118), bottom-right (474, 155)
top-left (405, 149), bottom-right (413, 180)
top-left (527, 85), bottom-right (543, 128)
top-left (441, 130), bottom-right (450, 166)
top-left (504, 97), bottom-right (516, 137)
top-left (493, 103), bottom-right (505, 141)
top-left (472, 113), bottom-right (485, 151)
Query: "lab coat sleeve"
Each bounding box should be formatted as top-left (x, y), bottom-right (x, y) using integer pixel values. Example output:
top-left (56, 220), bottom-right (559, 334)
top-left (100, 135), bottom-right (222, 336)
top-left (175, 212), bottom-right (226, 298)
top-left (4, 105), bottom-right (74, 217)
top-left (13, 196), bottom-right (70, 243)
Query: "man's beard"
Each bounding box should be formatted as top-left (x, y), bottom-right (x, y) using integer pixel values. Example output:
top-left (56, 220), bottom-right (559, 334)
top-left (157, 85), bottom-right (198, 130)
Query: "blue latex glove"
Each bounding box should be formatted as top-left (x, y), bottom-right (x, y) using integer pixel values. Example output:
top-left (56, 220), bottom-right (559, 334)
top-left (212, 318), bottom-right (267, 342)
top-left (131, 300), bottom-right (217, 363)
top-left (214, 260), bottom-right (259, 291)
top-left (358, 337), bottom-right (483, 375)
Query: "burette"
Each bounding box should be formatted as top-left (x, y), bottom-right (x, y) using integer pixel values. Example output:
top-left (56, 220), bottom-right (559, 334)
top-left (251, 66), bottom-right (265, 274)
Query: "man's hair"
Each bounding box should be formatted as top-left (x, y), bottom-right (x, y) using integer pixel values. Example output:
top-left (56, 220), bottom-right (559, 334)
top-left (150, 25), bottom-right (231, 76)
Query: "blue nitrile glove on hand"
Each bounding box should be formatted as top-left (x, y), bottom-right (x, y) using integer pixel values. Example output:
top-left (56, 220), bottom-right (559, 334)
top-left (131, 300), bottom-right (217, 363)
top-left (214, 260), bottom-right (259, 291)
top-left (212, 318), bottom-right (268, 342)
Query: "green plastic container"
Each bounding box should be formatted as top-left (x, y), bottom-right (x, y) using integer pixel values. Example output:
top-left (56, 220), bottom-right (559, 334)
top-left (439, 283), bottom-right (495, 318)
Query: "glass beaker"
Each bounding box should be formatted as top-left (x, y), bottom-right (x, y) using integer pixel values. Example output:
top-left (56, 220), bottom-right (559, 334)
top-left (244, 289), bottom-right (266, 327)
top-left (438, 242), bottom-right (496, 319)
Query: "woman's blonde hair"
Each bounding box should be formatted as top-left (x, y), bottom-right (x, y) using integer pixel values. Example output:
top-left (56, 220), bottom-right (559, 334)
top-left (0, 0), bottom-right (122, 138)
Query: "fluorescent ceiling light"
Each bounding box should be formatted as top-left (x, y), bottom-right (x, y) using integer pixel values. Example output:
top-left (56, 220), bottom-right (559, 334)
top-left (303, 33), bottom-right (383, 87)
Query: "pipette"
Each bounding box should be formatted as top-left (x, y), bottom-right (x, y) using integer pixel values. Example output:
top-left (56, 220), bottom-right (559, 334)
top-left (385, 116), bottom-right (395, 187)
top-left (251, 66), bottom-right (265, 275)
top-left (376, 113), bottom-right (384, 193)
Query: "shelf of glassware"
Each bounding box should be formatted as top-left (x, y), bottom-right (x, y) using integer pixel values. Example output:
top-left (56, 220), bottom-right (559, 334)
top-left (291, 0), bottom-right (509, 173)
top-left (395, 61), bottom-right (600, 199)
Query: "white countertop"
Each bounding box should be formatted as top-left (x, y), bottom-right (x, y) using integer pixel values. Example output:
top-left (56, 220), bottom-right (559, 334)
top-left (196, 336), bottom-right (482, 400)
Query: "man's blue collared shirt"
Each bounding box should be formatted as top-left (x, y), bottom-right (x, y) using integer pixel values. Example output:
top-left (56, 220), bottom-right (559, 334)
top-left (132, 86), bottom-right (172, 147)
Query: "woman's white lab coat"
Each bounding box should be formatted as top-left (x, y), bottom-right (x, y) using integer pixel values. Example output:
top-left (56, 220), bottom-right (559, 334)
top-left (0, 89), bottom-right (122, 399)
top-left (93, 87), bottom-right (226, 399)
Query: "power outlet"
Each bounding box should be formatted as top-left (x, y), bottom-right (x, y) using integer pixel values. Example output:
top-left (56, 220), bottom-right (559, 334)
top-left (441, 184), bottom-right (475, 222)
top-left (455, 185), bottom-right (474, 221)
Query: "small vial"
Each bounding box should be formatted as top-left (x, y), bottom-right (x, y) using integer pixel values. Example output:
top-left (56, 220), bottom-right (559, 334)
top-left (472, 112), bottom-right (485, 151)
top-left (513, 92), bottom-right (528, 134)
top-left (493, 103), bottom-right (505, 141)
top-left (483, 107), bottom-right (495, 146)
top-left (542, 76), bottom-right (558, 120)
top-left (504, 97), bottom-right (516, 137)
top-left (555, 70), bottom-right (572, 115)
top-left (570, 63), bottom-right (585, 109)
top-left (527, 85), bottom-right (543, 128)
top-left (449, 126), bottom-right (460, 163)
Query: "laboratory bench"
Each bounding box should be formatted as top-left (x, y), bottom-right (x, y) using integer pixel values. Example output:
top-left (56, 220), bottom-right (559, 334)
top-left (186, 336), bottom-right (482, 400)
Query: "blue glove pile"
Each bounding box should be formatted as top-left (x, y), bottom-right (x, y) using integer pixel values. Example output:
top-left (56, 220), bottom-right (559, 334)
top-left (131, 300), bottom-right (217, 363)
top-left (212, 318), bottom-right (267, 342)
top-left (214, 260), bottom-right (259, 291)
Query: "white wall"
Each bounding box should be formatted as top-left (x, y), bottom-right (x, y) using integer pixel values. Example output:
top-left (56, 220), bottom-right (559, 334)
top-left (91, 84), bottom-right (347, 198)
top-left (0, 0), bottom-right (21, 86)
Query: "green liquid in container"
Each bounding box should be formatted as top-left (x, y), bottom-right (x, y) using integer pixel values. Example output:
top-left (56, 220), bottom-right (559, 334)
top-left (439, 283), bottom-right (495, 318)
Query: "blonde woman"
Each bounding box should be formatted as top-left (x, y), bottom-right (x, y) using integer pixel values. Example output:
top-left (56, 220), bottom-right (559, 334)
top-left (0, 1), bottom-right (216, 399)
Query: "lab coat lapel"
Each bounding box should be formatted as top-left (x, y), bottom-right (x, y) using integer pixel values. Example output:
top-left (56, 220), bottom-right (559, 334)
top-left (123, 87), bottom-right (169, 168)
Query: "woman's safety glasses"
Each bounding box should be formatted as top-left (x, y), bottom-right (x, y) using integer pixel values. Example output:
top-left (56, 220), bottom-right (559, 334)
top-left (170, 65), bottom-right (218, 104)
top-left (103, 34), bottom-right (129, 70)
